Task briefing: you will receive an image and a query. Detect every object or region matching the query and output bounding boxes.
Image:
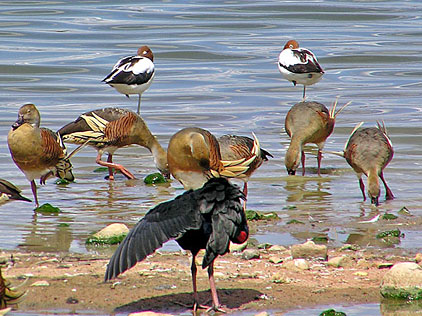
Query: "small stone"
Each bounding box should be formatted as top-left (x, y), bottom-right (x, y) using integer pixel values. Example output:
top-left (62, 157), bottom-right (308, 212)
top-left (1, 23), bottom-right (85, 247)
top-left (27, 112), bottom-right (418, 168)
top-left (268, 245), bottom-right (287, 252)
top-left (230, 241), bottom-right (247, 253)
top-left (269, 256), bottom-right (283, 264)
top-left (66, 297), bottom-right (79, 304)
top-left (327, 256), bottom-right (353, 268)
top-left (283, 259), bottom-right (310, 271)
top-left (86, 223), bottom-right (129, 245)
top-left (271, 271), bottom-right (290, 284)
top-left (381, 262), bottom-right (422, 299)
top-left (128, 312), bottom-right (174, 316)
top-left (291, 240), bottom-right (327, 260)
top-left (254, 312), bottom-right (270, 316)
top-left (354, 271), bottom-right (368, 277)
top-left (242, 249), bottom-right (260, 260)
top-left (31, 280), bottom-right (50, 287)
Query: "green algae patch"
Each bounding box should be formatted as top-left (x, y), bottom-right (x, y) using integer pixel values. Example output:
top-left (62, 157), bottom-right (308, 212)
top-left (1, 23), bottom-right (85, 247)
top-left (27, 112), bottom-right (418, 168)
top-left (312, 236), bottom-right (329, 244)
top-left (35, 203), bottom-right (61, 214)
top-left (86, 234), bottom-right (127, 245)
top-left (382, 213), bottom-right (398, 220)
top-left (245, 210), bottom-right (279, 221)
top-left (86, 223), bottom-right (129, 245)
top-left (55, 178), bottom-right (71, 185)
top-left (319, 309), bottom-right (347, 316)
top-left (376, 229), bottom-right (403, 239)
top-left (381, 287), bottom-right (422, 300)
top-left (287, 219), bottom-right (305, 225)
top-left (144, 172), bottom-right (167, 184)
top-left (93, 167), bottom-right (108, 173)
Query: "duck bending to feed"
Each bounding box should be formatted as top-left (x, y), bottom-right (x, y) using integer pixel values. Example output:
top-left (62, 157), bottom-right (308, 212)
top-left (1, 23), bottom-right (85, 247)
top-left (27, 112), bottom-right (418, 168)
top-left (105, 177), bottom-right (248, 312)
top-left (7, 104), bottom-right (75, 207)
top-left (284, 100), bottom-right (350, 176)
top-left (58, 107), bottom-right (169, 181)
top-left (278, 39), bottom-right (324, 98)
top-left (167, 127), bottom-right (261, 190)
top-left (102, 45), bottom-right (155, 114)
top-left (335, 121), bottom-right (394, 206)
top-left (0, 178), bottom-right (31, 204)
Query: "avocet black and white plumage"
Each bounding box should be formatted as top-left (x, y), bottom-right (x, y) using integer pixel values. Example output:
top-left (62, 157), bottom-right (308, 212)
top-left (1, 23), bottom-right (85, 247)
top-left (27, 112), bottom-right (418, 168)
top-left (102, 45), bottom-right (155, 114)
top-left (105, 177), bottom-right (248, 312)
top-left (278, 40), bottom-right (324, 98)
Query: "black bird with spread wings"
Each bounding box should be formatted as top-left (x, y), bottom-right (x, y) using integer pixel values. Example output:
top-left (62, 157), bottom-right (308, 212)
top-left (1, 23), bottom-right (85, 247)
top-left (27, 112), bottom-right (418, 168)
top-left (105, 177), bottom-right (248, 312)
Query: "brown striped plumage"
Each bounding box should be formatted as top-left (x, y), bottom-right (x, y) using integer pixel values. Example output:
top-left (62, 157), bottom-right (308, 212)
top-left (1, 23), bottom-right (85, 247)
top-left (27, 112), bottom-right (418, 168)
top-left (218, 134), bottom-right (273, 199)
top-left (58, 108), bottom-right (169, 181)
top-left (7, 104), bottom-right (74, 207)
top-left (167, 127), bottom-right (261, 190)
top-left (0, 267), bottom-right (26, 309)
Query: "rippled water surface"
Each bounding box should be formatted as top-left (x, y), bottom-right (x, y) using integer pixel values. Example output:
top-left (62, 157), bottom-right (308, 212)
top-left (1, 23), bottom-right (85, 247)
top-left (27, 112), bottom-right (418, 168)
top-left (0, 0), bottom-right (422, 315)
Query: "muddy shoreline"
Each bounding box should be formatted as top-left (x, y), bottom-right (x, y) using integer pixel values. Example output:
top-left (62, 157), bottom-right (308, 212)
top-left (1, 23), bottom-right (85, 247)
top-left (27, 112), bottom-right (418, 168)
top-left (1, 243), bottom-right (417, 315)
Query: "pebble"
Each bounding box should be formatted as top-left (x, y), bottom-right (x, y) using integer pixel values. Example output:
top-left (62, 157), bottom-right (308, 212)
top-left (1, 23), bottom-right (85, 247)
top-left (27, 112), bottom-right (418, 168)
top-left (128, 312), bottom-right (174, 316)
top-left (290, 240), bottom-right (327, 260)
top-left (230, 241), bottom-right (248, 253)
top-left (268, 245), bottom-right (287, 252)
top-left (254, 312), bottom-right (270, 316)
top-left (31, 280), bottom-right (50, 287)
top-left (269, 256), bottom-right (283, 264)
top-left (242, 249), bottom-right (260, 260)
top-left (380, 262), bottom-right (422, 299)
top-left (283, 259), bottom-right (310, 271)
top-left (327, 255), bottom-right (353, 268)
top-left (92, 223), bottom-right (129, 239)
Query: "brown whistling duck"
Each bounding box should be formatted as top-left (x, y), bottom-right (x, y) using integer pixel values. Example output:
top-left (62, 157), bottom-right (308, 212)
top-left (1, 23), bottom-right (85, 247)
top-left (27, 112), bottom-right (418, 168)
top-left (0, 266), bottom-right (27, 310)
top-left (58, 107), bottom-right (169, 181)
top-left (284, 100), bottom-right (350, 176)
top-left (167, 127), bottom-right (260, 190)
top-left (218, 134), bottom-right (273, 198)
top-left (0, 178), bottom-right (31, 204)
top-left (105, 177), bottom-right (248, 312)
top-left (7, 104), bottom-right (75, 208)
top-left (102, 46), bottom-right (155, 114)
top-left (278, 40), bottom-right (324, 98)
top-left (342, 121), bottom-right (394, 206)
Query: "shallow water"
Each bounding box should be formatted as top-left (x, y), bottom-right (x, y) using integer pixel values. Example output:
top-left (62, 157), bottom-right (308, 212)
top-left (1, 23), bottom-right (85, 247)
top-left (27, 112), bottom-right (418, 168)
top-left (0, 0), bottom-right (421, 315)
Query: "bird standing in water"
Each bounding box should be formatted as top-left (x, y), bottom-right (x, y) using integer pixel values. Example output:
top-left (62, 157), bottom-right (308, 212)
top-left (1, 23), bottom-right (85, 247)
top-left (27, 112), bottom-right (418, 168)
top-left (7, 104), bottom-right (75, 208)
top-left (278, 40), bottom-right (324, 98)
top-left (342, 121), bottom-right (394, 206)
top-left (103, 45), bottom-right (155, 114)
top-left (58, 107), bottom-right (169, 181)
top-left (284, 100), bottom-right (350, 176)
top-left (105, 177), bottom-right (248, 312)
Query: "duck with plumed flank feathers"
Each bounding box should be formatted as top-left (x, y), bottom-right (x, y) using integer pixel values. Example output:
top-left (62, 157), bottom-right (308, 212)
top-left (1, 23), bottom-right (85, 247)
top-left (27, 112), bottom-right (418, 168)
top-left (7, 104), bottom-right (75, 208)
top-left (0, 178), bottom-right (31, 205)
top-left (278, 40), bottom-right (324, 98)
top-left (103, 45), bottom-right (155, 114)
top-left (339, 121), bottom-right (394, 206)
top-left (167, 127), bottom-right (260, 190)
top-left (58, 107), bottom-right (169, 181)
top-left (105, 177), bottom-right (248, 313)
top-left (218, 134), bottom-right (273, 199)
top-left (284, 100), bottom-right (350, 176)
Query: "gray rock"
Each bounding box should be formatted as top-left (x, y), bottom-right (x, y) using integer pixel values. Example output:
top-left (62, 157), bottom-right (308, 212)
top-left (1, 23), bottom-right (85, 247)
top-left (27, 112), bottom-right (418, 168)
top-left (242, 249), bottom-right (260, 260)
top-left (327, 255), bottom-right (353, 268)
top-left (283, 259), bottom-right (310, 271)
top-left (380, 262), bottom-right (422, 300)
top-left (291, 240), bottom-right (327, 260)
